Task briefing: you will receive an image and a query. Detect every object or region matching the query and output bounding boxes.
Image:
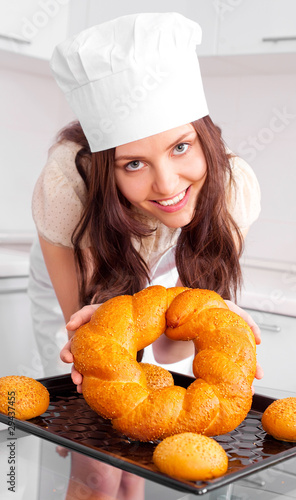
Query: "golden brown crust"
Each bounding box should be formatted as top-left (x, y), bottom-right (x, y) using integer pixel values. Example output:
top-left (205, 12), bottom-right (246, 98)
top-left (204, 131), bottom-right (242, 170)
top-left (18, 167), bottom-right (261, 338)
top-left (71, 285), bottom-right (256, 441)
top-left (0, 376), bottom-right (50, 420)
top-left (153, 432), bottom-right (228, 481)
top-left (139, 363), bottom-right (174, 390)
top-left (262, 397), bottom-right (296, 442)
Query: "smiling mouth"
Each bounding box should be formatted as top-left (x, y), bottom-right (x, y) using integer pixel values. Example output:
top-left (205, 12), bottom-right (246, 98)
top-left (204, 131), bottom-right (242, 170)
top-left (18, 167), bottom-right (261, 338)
top-left (154, 188), bottom-right (188, 207)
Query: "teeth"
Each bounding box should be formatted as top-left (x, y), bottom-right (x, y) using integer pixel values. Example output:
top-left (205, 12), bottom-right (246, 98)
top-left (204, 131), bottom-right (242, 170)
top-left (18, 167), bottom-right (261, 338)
top-left (157, 189), bottom-right (186, 206)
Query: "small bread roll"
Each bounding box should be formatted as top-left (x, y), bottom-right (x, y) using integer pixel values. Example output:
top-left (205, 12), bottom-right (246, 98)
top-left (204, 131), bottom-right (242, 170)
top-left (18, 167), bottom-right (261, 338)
top-left (0, 376), bottom-right (50, 420)
top-left (140, 363), bottom-right (174, 391)
top-left (262, 397), bottom-right (296, 442)
top-left (153, 432), bottom-right (228, 481)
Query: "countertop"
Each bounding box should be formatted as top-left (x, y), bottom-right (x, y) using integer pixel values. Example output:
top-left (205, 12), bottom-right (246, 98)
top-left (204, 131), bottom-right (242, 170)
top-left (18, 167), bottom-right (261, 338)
top-left (239, 257), bottom-right (296, 317)
top-left (0, 233), bottom-right (295, 317)
top-left (0, 232), bottom-right (34, 277)
top-left (0, 246), bottom-right (30, 277)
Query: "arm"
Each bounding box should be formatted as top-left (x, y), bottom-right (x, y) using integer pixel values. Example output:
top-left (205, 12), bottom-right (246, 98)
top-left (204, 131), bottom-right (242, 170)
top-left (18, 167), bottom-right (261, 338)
top-left (39, 234), bottom-right (95, 392)
top-left (38, 235), bottom-right (80, 328)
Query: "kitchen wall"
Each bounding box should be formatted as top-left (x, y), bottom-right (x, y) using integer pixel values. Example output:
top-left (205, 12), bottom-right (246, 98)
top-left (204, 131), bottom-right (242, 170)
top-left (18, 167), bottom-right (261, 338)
top-left (202, 66), bottom-right (296, 264)
top-left (0, 52), bottom-right (74, 234)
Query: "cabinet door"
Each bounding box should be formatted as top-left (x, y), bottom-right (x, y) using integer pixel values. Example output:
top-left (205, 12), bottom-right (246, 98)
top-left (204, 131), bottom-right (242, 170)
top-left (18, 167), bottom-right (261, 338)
top-left (0, 0), bottom-right (69, 60)
top-left (84, 0), bottom-right (219, 56)
top-left (246, 308), bottom-right (296, 394)
top-left (217, 0), bottom-right (296, 55)
top-left (262, 0), bottom-right (296, 51)
top-left (0, 277), bottom-right (44, 378)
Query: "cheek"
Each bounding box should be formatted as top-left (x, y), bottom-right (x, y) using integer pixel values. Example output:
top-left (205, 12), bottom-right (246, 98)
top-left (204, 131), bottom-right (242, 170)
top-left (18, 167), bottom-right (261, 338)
top-left (115, 172), bottom-right (147, 203)
top-left (196, 156), bottom-right (207, 179)
top-left (185, 157), bottom-right (207, 183)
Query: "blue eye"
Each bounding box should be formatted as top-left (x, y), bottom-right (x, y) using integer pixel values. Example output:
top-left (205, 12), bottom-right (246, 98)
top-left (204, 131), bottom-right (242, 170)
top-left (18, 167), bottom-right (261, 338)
top-left (174, 143), bottom-right (189, 155)
top-left (125, 160), bottom-right (144, 171)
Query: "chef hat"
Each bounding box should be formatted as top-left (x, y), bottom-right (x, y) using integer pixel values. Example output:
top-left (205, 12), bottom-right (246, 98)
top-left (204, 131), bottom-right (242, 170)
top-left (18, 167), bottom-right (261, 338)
top-left (50, 12), bottom-right (208, 152)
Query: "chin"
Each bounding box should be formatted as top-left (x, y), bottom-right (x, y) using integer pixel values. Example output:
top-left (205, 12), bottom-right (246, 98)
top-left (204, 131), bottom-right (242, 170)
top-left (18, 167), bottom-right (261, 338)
top-left (160, 214), bottom-right (193, 229)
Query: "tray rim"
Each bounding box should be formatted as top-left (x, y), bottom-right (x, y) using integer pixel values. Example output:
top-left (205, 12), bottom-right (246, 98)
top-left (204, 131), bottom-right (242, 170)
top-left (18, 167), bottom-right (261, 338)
top-left (0, 373), bottom-right (296, 496)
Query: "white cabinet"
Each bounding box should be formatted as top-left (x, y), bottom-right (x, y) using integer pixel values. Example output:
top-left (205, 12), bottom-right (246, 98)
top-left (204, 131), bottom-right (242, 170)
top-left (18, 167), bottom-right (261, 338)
top-left (246, 308), bottom-right (296, 395)
top-left (0, 0), bottom-right (70, 60)
top-left (217, 0), bottom-right (296, 55)
top-left (73, 0), bottom-right (219, 56)
top-left (70, 0), bottom-right (296, 57)
top-left (3, 0), bottom-right (295, 60)
top-left (0, 431), bottom-right (41, 500)
top-left (0, 276), bottom-right (43, 378)
top-left (5, 0), bottom-right (294, 61)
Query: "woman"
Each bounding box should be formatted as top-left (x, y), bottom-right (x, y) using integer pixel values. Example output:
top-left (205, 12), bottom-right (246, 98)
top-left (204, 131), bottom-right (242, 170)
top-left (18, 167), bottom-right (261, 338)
top-left (29, 12), bottom-right (262, 498)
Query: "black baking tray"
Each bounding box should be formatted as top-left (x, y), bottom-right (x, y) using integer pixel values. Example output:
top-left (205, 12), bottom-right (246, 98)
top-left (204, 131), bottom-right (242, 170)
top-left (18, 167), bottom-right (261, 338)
top-left (1, 373), bottom-right (296, 496)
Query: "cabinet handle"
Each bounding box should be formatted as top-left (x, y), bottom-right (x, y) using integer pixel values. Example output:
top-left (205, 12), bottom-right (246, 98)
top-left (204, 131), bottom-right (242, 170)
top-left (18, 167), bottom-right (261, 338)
top-left (262, 36), bottom-right (296, 43)
top-left (0, 33), bottom-right (31, 44)
top-left (257, 322), bottom-right (281, 333)
top-left (243, 477), bottom-right (266, 487)
top-left (0, 287), bottom-right (28, 294)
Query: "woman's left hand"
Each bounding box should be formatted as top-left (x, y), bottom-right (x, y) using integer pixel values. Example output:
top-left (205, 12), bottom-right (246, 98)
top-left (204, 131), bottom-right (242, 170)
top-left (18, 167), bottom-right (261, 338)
top-left (225, 300), bottom-right (264, 383)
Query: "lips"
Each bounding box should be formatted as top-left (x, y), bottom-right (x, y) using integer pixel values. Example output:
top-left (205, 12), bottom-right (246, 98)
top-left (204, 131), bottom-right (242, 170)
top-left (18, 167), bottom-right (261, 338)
top-left (155, 189), bottom-right (187, 207)
top-left (149, 186), bottom-right (191, 213)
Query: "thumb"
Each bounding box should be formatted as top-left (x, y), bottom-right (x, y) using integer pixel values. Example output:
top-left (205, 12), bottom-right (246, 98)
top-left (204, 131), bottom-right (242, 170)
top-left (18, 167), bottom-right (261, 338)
top-left (66, 304), bottom-right (100, 331)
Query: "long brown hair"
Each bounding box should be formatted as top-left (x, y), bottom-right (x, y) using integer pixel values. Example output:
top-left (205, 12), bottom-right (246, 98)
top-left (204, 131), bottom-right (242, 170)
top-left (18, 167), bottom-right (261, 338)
top-left (56, 117), bottom-right (243, 305)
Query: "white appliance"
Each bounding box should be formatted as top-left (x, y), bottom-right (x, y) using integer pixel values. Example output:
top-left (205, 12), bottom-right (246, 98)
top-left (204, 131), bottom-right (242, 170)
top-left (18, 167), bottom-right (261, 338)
top-left (0, 234), bottom-right (43, 379)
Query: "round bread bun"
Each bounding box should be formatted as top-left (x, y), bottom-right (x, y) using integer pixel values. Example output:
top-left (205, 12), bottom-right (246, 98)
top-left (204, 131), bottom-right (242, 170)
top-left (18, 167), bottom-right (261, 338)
top-left (140, 363), bottom-right (174, 391)
top-left (153, 432), bottom-right (228, 481)
top-left (261, 397), bottom-right (296, 442)
top-left (0, 376), bottom-right (50, 420)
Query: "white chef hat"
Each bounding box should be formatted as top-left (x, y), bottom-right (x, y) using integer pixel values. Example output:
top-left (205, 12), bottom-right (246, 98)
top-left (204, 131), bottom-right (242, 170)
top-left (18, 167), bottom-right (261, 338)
top-left (50, 12), bottom-right (208, 152)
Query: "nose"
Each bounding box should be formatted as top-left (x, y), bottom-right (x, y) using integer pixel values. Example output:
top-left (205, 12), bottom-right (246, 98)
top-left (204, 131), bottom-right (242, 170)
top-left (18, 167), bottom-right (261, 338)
top-left (151, 162), bottom-right (179, 197)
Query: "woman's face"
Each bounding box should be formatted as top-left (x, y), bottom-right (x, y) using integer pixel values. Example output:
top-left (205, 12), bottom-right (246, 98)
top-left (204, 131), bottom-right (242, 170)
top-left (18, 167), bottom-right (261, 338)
top-left (114, 123), bottom-right (207, 228)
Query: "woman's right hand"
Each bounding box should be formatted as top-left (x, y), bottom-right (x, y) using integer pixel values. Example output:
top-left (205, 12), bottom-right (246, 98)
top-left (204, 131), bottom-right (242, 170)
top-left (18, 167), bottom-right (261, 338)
top-left (60, 304), bottom-right (101, 393)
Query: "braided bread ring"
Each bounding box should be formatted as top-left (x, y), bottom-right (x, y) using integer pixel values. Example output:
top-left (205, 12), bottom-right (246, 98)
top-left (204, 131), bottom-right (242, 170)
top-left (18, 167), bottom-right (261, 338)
top-left (71, 286), bottom-right (256, 441)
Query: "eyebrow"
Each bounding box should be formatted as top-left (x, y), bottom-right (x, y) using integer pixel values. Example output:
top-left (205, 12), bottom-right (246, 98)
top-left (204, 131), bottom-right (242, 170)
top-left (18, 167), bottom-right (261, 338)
top-left (114, 131), bottom-right (196, 162)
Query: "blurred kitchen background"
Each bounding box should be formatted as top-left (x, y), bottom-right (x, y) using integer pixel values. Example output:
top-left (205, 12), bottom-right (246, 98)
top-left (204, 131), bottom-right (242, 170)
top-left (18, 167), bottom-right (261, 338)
top-left (0, 0), bottom-right (295, 396)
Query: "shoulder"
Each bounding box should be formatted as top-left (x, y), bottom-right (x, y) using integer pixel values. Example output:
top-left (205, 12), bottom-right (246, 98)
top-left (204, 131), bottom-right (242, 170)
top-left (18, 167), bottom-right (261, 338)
top-left (34, 139), bottom-right (89, 207)
top-left (46, 140), bottom-right (84, 184)
top-left (32, 140), bottom-right (90, 248)
top-left (229, 153), bottom-right (258, 180)
top-left (47, 139), bottom-right (81, 163)
top-left (226, 152), bottom-right (261, 230)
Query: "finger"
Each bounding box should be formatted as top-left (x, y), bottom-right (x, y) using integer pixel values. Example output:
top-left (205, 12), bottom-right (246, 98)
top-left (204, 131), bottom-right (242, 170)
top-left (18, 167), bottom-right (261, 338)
top-left (60, 339), bottom-right (74, 363)
top-left (56, 446), bottom-right (69, 458)
top-left (243, 312), bottom-right (261, 344)
top-left (255, 362), bottom-right (264, 380)
top-left (71, 365), bottom-right (83, 387)
top-left (225, 301), bottom-right (261, 345)
top-left (66, 305), bottom-right (99, 331)
top-left (251, 323), bottom-right (261, 345)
